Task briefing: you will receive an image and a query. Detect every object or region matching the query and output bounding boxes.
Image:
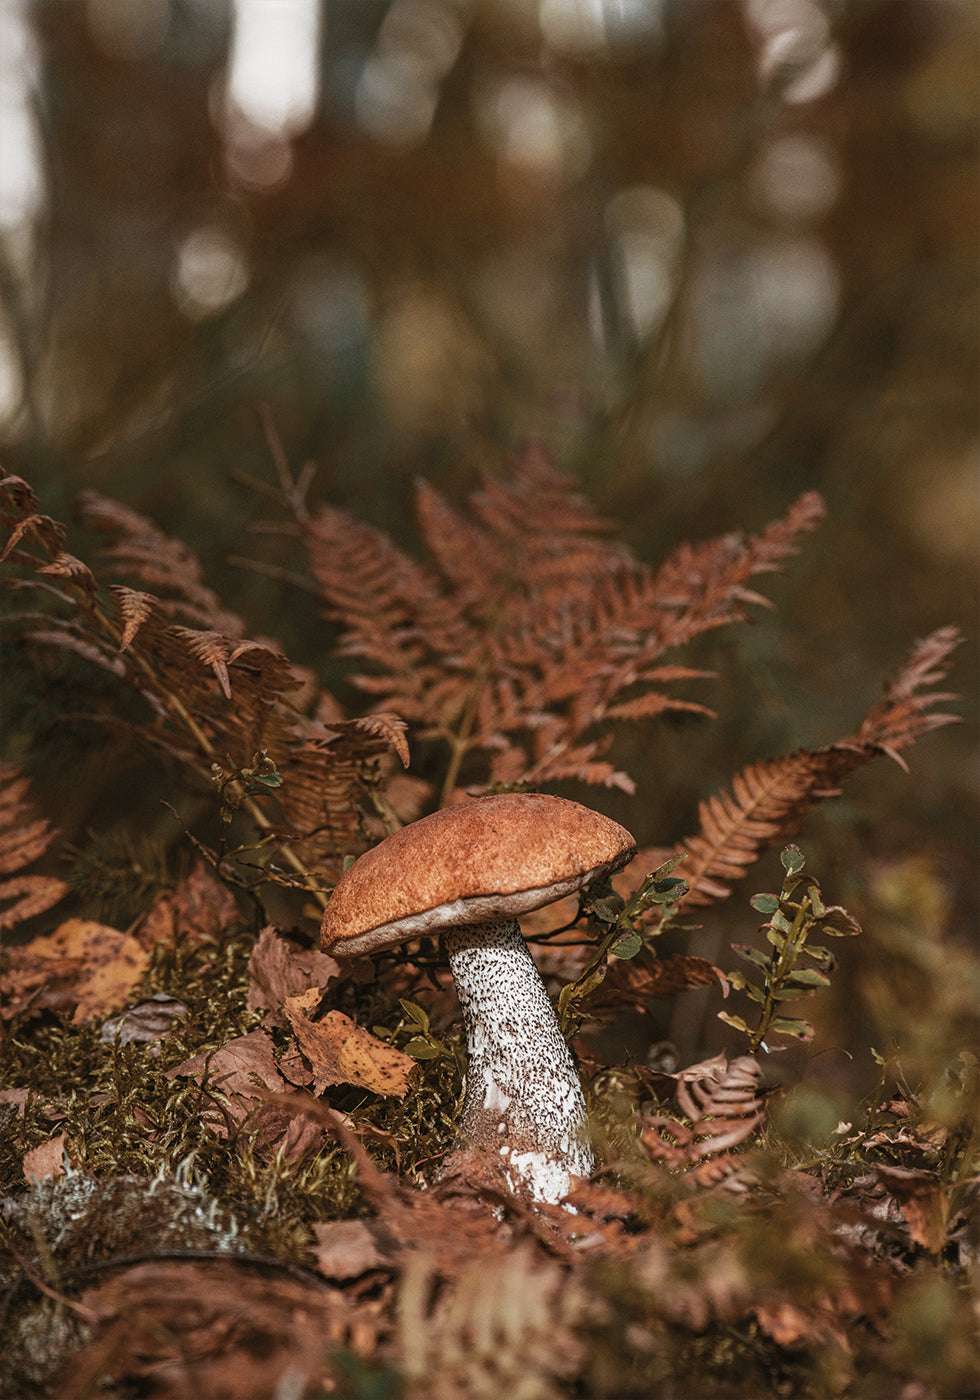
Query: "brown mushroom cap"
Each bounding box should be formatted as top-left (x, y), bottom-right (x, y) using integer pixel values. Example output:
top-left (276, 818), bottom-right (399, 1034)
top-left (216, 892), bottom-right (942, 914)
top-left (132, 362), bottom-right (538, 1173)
top-left (320, 792), bottom-right (637, 958)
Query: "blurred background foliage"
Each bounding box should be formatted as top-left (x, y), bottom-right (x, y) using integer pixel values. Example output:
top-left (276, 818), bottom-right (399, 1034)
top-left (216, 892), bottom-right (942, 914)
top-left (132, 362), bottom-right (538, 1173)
top-left (1, 0), bottom-right (977, 1077)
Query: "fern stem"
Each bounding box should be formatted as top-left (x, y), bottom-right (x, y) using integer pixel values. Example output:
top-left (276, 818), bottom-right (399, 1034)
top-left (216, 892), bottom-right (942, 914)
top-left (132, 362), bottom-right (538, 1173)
top-left (90, 599), bottom-right (328, 909)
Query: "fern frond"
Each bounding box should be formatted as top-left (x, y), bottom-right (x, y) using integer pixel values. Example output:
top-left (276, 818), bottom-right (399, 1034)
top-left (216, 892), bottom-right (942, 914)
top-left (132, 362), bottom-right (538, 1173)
top-left (640, 1055), bottom-right (765, 1182)
top-left (677, 627), bottom-right (963, 906)
top-left (0, 765), bottom-right (70, 931)
top-left (2, 475), bottom-right (412, 892)
top-left (297, 448), bottom-right (823, 798)
top-left (75, 489), bottom-right (243, 634)
top-left (111, 586), bottom-right (157, 651)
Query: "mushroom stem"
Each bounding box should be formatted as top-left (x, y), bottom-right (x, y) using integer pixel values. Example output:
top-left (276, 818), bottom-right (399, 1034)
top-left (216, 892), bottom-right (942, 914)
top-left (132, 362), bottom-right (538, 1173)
top-left (441, 919), bottom-right (594, 1204)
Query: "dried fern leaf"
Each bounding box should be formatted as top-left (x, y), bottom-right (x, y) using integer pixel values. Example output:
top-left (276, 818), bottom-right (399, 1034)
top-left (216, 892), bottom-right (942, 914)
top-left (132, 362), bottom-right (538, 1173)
top-left (300, 451), bottom-right (823, 796)
top-left (677, 626), bottom-right (963, 906)
top-left (75, 489), bottom-right (243, 634)
top-left (640, 1055), bottom-right (764, 1172)
top-left (0, 766), bottom-right (69, 930)
top-left (111, 585), bottom-right (157, 651)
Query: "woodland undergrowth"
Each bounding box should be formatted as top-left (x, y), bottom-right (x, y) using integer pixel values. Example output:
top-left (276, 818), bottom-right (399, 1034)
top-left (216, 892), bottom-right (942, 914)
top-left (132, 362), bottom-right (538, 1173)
top-left (0, 445), bottom-right (976, 1400)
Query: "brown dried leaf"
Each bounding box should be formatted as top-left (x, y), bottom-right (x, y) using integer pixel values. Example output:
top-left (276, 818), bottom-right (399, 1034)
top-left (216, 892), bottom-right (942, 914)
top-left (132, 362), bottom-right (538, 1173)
top-left (2, 919), bottom-right (148, 1025)
top-left (22, 1133), bottom-right (71, 1183)
top-left (246, 925), bottom-right (342, 1024)
top-left (134, 861), bottom-right (239, 949)
top-left (285, 991), bottom-right (417, 1098)
top-left (873, 1162), bottom-right (950, 1253)
top-left (313, 1218), bottom-right (398, 1280)
top-left (169, 1028), bottom-right (284, 1104)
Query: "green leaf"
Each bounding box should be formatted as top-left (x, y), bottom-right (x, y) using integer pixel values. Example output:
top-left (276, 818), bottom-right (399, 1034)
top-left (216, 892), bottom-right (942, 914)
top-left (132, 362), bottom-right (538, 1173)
top-left (404, 1037), bottom-right (441, 1060)
top-left (589, 896), bottom-right (622, 923)
top-left (717, 1011), bottom-right (751, 1034)
top-left (609, 931), bottom-right (642, 960)
top-left (769, 1015), bottom-right (815, 1041)
top-left (750, 892), bottom-right (779, 915)
top-left (253, 770), bottom-right (283, 789)
top-left (732, 943), bottom-right (771, 970)
top-left (771, 985), bottom-right (815, 1001)
top-left (785, 967), bottom-right (831, 987)
top-left (651, 852), bottom-right (688, 881)
top-left (399, 998), bottom-right (430, 1031)
top-left (780, 844), bottom-right (805, 874)
top-left (558, 965), bottom-right (606, 1019)
top-left (649, 877), bottom-right (688, 903)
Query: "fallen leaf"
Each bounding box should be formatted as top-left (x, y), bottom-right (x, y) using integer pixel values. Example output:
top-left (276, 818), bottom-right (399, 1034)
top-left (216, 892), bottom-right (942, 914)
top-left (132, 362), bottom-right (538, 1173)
top-left (135, 860), bottom-right (239, 949)
top-left (284, 992), bottom-right (417, 1098)
top-left (313, 1218), bottom-right (398, 1280)
top-left (99, 993), bottom-right (188, 1046)
top-left (873, 1162), bottom-right (950, 1253)
top-left (0, 1087), bottom-right (29, 1115)
top-left (1, 919), bottom-right (148, 1025)
top-left (246, 925), bottom-right (341, 1024)
top-left (168, 1028), bottom-right (284, 1101)
top-left (23, 1133), bottom-right (70, 1182)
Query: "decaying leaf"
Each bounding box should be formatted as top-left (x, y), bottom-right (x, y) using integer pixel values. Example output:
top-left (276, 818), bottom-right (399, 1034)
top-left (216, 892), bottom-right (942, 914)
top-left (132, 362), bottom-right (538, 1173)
top-left (285, 991), bottom-right (417, 1098)
top-left (64, 1260), bottom-right (363, 1400)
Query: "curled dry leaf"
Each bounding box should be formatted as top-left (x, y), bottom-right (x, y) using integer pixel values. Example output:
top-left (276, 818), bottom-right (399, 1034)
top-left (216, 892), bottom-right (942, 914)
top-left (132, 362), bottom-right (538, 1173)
top-left (99, 993), bottom-right (189, 1046)
top-left (134, 860), bottom-right (239, 949)
top-left (285, 989), bottom-right (417, 1098)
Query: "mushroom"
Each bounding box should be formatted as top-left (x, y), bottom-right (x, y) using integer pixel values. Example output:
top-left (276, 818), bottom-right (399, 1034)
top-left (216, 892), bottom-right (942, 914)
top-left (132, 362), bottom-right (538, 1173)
top-left (320, 792), bottom-right (636, 1204)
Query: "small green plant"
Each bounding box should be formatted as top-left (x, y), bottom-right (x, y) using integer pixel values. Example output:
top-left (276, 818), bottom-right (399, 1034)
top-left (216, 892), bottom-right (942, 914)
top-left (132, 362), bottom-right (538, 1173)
top-left (557, 854), bottom-right (689, 1034)
top-left (720, 844), bottom-right (861, 1053)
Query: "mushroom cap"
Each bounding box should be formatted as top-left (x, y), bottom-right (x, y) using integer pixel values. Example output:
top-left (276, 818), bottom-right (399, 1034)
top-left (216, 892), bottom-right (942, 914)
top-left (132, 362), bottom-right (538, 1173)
top-left (320, 792), bottom-right (637, 958)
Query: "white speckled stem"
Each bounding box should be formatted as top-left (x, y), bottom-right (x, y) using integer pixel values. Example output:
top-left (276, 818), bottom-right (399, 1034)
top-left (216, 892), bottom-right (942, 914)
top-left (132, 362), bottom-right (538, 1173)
top-left (442, 920), bottom-right (594, 1204)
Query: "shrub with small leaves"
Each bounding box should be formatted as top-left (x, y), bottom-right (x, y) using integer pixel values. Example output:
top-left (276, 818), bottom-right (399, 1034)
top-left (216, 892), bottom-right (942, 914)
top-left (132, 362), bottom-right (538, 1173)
top-left (719, 844), bottom-right (861, 1053)
top-left (557, 854), bottom-right (689, 1034)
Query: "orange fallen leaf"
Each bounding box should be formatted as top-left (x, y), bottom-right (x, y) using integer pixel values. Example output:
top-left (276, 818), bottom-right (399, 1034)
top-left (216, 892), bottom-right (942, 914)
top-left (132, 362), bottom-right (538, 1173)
top-left (2, 919), bottom-right (148, 1025)
top-left (284, 990), bottom-right (417, 1098)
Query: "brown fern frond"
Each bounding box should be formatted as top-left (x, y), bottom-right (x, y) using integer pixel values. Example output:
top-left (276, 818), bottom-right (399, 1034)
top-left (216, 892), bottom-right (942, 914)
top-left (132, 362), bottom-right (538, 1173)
top-left (75, 489), bottom-right (243, 634)
top-left (639, 1055), bottom-right (765, 1176)
top-left (0, 765), bottom-right (69, 931)
top-left (170, 627), bottom-right (234, 699)
top-left (111, 586), bottom-right (157, 651)
top-left (298, 448), bottom-right (821, 799)
top-left (849, 624), bottom-right (963, 769)
top-left (676, 627), bottom-right (963, 907)
top-left (3, 476), bottom-right (411, 890)
top-left (1, 513), bottom-right (68, 567)
top-left (35, 552), bottom-right (98, 594)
